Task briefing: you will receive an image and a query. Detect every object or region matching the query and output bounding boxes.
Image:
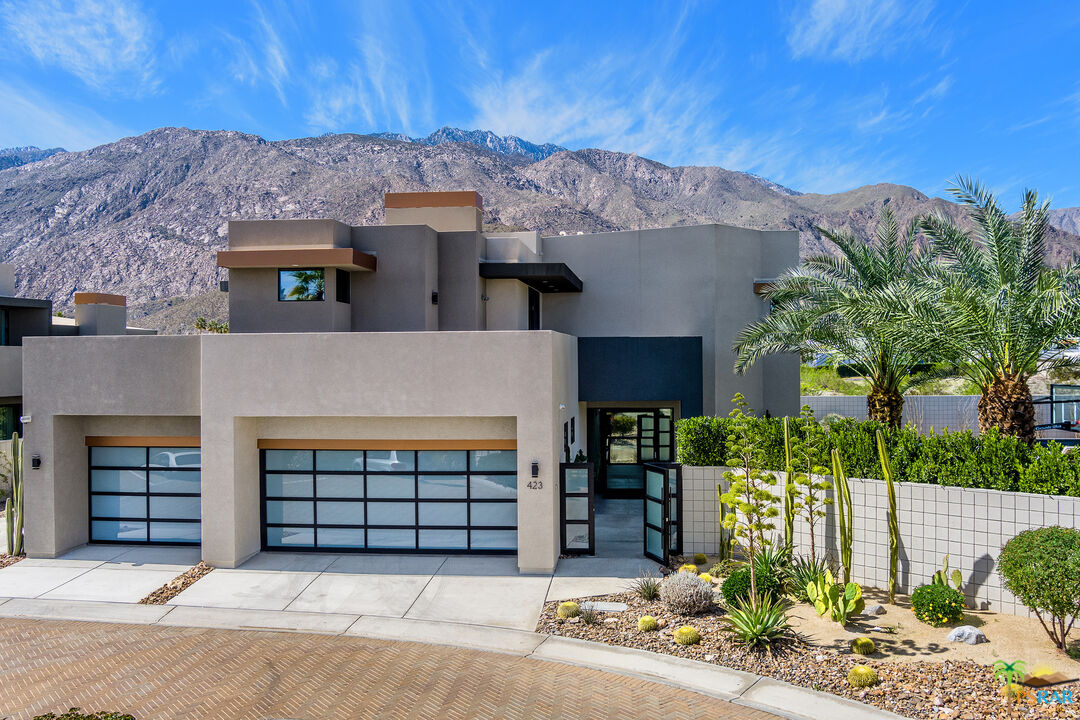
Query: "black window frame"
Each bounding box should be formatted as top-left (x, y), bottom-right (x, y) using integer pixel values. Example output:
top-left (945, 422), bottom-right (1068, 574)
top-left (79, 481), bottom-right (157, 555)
top-left (88, 446), bottom-right (202, 546)
top-left (278, 268), bottom-right (326, 302)
top-left (261, 449), bottom-right (518, 555)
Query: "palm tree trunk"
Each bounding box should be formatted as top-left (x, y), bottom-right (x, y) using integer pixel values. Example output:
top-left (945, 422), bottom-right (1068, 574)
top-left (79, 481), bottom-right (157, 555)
top-left (978, 374), bottom-right (1036, 443)
top-left (867, 386), bottom-right (904, 427)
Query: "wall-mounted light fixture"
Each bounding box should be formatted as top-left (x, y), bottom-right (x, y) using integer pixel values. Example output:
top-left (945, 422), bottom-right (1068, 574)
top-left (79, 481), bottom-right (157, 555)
top-left (530, 461), bottom-right (539, 478)
top-left (31, 454), bottom-right (41, 470)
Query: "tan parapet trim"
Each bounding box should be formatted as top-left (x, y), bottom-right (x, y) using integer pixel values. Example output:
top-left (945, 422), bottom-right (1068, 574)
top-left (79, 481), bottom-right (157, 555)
top-left (74, 292), bottom-right (127, 307)
top-left (257, 438), bottom-right (517, 451)
top-left (85, 436), bottom-right (201, 447)
top-left (384, 191), bottom-right (483, 211)
top-left (216, 248), bottom-right (377, 272)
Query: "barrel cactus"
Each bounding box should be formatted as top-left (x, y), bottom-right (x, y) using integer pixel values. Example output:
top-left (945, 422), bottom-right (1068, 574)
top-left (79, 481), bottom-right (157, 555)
top-left (638, 615), bottom-right (659, 632)
top-left (677, 563), bottom-right (698, 574)
top-left (698, 572), bottom-right (714, 584)
top-left (673, 625), bottom-right (701, 645)
top-left (556, 601), bottom-right (581, 619)
top-left (847, 665), bottom-right (879, 688)
top-left (850, 637), bottom-right (876, 655)
top-left (693, 553), bottom-right (708, 566)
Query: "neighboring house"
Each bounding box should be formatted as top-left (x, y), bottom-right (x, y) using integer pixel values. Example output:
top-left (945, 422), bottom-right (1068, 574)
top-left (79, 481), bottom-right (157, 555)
top-left (20, 191), bottom-right (798, 573)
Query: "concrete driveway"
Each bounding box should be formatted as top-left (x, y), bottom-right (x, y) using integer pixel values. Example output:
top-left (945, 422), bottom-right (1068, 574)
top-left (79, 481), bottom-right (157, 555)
top-left (0, 546), bottom-right (661, 631)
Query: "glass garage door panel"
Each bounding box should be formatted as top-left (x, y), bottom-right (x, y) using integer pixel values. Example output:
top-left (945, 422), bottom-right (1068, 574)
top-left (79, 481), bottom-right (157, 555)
top-left (262, 449), bottom-right (517, 553)
top-left (89, 446), bottom-right (201, 545)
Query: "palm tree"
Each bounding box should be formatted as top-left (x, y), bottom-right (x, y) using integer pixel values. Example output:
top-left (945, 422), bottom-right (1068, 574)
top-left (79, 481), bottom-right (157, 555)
top-left (880, 177), bottom-right (1080, 442)
top-left (733, 208), bottom-right (929, 427)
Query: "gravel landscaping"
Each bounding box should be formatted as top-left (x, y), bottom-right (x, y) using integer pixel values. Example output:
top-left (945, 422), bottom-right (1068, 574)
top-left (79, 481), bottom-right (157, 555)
top-left (0, 553), bottom-right (22, 570)
top-left (537, 590), bottom-right (1080, 719)
top-left (137, 562), bottom-right (213, 604)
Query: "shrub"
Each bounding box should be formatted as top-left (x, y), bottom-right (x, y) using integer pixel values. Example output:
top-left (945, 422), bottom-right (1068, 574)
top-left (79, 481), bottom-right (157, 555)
top-left (660, 572), bottom-right (715, 615)
top-left (675, 416), bottom-right (726, 466)
top-left (34, 712), bottom-right (134, 720)
top-left (693, 552), bottom-right (709, 566)
top-left (673, 625), bottom-right (701, 645)
top-left (998, 526), bottom-right (1080, 650)
top-left (789, 556), bottom-right (828, 602)
top-left (638, 615), bottom-right (659, 632)
top-left (847, 665), bottom-right (879, 688)
top-left (911, 584), bottom-right (965, 627)
top-left (677, 563), bottom-right (698, 574)
top-left (850, 637), bottom-right (875, 655)
top-left (721, 566), bottom-right (781, 606)
top-left (629, 573), bottom-right (661, 601)
top-left (579, 605), bottom-right (601, 625)
top-left (556, 601), bottom-right (580, 619)
top-left (719, 596), bottom-right (791, 648)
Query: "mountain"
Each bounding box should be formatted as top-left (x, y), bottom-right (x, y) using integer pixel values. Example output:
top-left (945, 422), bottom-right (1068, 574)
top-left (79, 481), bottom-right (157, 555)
top-left (1049, 208), bottom-right (1080, 237)
top-left (368, 126), bottom-right (567, 162)
top-left (1, 126), bottom-right (1078, 333)
top-left (0, 146), bottom-right (65, 171)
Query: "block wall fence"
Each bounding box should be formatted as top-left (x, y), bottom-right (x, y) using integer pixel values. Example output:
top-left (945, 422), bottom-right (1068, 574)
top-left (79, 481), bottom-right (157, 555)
top-left (682, 466), bottom-right (1080, 617)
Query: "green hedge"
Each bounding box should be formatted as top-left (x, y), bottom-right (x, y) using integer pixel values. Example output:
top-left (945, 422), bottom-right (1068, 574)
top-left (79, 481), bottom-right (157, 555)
top-left (675, 415), bottom-right (1080, 496)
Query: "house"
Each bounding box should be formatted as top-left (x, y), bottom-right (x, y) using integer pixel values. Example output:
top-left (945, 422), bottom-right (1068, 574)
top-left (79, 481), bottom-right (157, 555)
top-left (19, 191), bottom-right (798, 573)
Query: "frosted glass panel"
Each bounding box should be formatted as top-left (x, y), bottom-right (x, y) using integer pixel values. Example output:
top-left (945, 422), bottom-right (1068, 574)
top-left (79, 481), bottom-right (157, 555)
top-left (367, 502), bottom-right (414, 525)
top-left (420, 529), bottom-right (467, 549)
top-left (316, 450), bottom-right (364, 472)
top-left (265, 474), bottom-right (312, 497)
top-left (367, 475), bottom-right (415, 499)
top-left (565, 523), bottom-right (590, 550)
top-left (316, 474), bottom-right (363, 498)
top-left (91, 469), bottom-right (145, 493)
top-left (646, 499), bottom-right (662, 527)
top-left (418, 475), bottom-right (466, 498)
top-left (317, 527), bottom-right (364, 548)
top-left (265, 450), bottom-right (312, 472)
top-left (470, 530), bottom-right (516, 550)
top-left (149, 471), bottom-right (200, 494)
top-left (367, 529), bottom-right (415, 548)
top-left (565, 496), bottom-right (589, 522)
top-left (418, 451), bottom-right (466, 472)
top-left (645, 470), bottom-right (663, 499)
top-left (92, 520), bottom-right (146, 542)
top-left (316, 501), bottom-right (363, 526)
top-left (150, 496), bottom-right (200, 520)
top-left (418, 502), bottom-right (467, 526)
top-left (92, 495), bottom-right (145, 518)
top-left (470, 475), bottom-right (516, 499)
top-left (564, 468), bottom-right (588, 494)
top-left (265, 500), bottom-right (314, 524)
top-left (266, 526), bottom-right (314, 547)
top-left (149, 522), bottom-right (200, 543)
top-left (92, 447), bottom-right (145, 467)
top-left (470, 450), bottom-right (516, 471)
top-left (646, 527), bottom-right (663, 557)
top-left (149, 448), bottom-right (200, 468)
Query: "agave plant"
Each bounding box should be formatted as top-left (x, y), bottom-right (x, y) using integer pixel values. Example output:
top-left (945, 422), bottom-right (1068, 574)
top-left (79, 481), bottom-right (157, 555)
top-left (719, 596), bottom-right (791, 648)
top-left (733, 207), bottom-right (931, 426)
top-left (868, 177), bottom-right (1080, 442)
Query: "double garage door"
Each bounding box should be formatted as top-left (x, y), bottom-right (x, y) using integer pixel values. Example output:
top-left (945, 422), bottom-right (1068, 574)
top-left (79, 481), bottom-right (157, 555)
top-left (261, 448), bottom-right (518, 553)
top-left (88, 445), bottom-right (202, 544)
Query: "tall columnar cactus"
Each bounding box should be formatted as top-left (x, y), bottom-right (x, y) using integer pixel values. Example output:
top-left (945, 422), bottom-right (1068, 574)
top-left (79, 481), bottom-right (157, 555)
top-left (876, 430), bottom-right (899, 604)
top-left (782, 417), bottom-right (795, 553)
top-left (715, 484), bottom-right (733, 561)
top-left (4, 432), bottom-right (24, 556)
top-left (831, 448), bottom-right (854, 585)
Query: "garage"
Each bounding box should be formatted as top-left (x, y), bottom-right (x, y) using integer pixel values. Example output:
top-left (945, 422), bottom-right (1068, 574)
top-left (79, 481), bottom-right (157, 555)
top-left (88, 445), bottom-right (202, 544)
top-left (260, 448), bottom-right (518, 553)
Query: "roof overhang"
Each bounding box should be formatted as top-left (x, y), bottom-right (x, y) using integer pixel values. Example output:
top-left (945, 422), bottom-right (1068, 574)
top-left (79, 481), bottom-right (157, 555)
top-left (479, 262), bottom-right (583, 293)
top-left (217, 247), bottom-right (377, 272)
top-left (0, 296), bottom-right (51, 310)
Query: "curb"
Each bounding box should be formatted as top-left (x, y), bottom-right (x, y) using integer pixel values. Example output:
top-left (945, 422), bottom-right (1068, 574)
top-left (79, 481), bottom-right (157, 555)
top-left (0, 597), bottom-right (907, 720)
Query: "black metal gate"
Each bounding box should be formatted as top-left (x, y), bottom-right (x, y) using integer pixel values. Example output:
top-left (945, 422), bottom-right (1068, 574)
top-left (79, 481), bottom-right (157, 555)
top-left (560, 462), bottom-right (594, 555)
top-left (643, 462), bottom-right (681, 564)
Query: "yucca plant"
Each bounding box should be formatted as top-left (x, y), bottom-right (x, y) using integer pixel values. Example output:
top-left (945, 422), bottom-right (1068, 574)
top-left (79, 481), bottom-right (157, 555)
top-left (868, 177), bottom-right (1080, 442)
top-left (733, 208), bottom-right (931, 426)
top-left (719, 596), bottom-right (791, 648)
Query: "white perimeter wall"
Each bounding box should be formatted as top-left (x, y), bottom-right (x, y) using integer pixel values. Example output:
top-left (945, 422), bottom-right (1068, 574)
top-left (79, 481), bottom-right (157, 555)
top-left (682, 466), bottom-right (1078, 616)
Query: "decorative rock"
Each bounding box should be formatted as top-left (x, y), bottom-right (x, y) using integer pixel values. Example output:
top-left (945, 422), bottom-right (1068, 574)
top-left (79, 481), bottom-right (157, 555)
top-left (946, 625), bottom-right (987, 645)
top-left (581, 601), bottom-right (629, 613)
top-left (603, 617), bottom-right (619, 624)
top-left (866, 604), bottom-right (887, 615)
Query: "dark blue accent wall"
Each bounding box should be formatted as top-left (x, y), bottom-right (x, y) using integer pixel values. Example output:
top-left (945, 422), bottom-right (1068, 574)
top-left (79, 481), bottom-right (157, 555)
top-left (577, 337), bottom-right (703, 417)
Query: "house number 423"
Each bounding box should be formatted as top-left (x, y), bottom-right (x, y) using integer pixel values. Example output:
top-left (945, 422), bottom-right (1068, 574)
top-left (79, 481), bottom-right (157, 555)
top-left (526, 480), bottom-right (543, 490)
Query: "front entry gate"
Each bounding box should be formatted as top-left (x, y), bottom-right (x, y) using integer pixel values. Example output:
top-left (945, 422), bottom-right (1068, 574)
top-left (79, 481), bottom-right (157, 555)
top-left (643, 462), bottom-right (681, 564)
top-left (560, 463), bottom-right (594, 554)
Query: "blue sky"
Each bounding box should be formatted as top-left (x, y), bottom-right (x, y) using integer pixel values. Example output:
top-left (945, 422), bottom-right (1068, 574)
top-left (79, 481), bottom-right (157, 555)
top-left (1, 0), bottom-right (1078, 205)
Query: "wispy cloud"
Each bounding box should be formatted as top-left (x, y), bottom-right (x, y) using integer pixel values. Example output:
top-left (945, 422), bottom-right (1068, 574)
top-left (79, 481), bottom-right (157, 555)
top-left (0, 79), bottom-right (129, 149)
top-left (787, 0), bottom-right (935, 62)
top-left (0, 0), bottom-right (158, 96)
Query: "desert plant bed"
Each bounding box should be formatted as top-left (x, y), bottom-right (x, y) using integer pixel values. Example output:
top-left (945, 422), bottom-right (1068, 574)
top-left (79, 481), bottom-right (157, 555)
top-left (536, 590), bottom-right (1080, 719)
top-left (137, 562), bottom-right (213, 604)
top-left (0, 552), bottom-right (22, 569)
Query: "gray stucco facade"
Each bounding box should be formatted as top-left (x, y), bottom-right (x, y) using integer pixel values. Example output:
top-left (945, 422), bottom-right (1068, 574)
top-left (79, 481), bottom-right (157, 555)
top-left (17, 191), bottom-right (798, 571)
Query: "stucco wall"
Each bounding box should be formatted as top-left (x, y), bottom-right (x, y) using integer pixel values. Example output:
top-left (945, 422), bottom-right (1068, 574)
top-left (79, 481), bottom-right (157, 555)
top-left (682, 466), bottom-right (1075, 616)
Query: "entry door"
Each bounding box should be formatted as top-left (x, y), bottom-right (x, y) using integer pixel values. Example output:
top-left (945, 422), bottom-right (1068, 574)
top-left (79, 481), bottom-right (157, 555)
top-left (560, 463), bottom-right (594, 554)
top-left (643, 462), bottom-right (681, 563)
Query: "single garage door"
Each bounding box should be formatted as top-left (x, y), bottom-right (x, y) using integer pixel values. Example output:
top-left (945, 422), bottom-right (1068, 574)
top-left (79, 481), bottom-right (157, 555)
top-left (261, 448), bottom-right (517, 553)
top-left (88, 446), bottom-right (202, 544)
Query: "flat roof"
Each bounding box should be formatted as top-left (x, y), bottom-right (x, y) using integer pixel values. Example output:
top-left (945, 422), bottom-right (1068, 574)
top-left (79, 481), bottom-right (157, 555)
top-left (479, 262), bottom-right (583, 293)
top-left (0, 296), bottom-right (50, 309)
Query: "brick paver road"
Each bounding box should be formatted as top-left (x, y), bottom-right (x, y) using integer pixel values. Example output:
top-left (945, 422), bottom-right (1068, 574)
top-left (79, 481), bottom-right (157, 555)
top-left (0, 619), bottom-right (778, 720)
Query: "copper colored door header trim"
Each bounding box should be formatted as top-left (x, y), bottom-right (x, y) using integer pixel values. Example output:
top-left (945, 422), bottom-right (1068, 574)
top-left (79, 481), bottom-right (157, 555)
top-left (257, 438), bottom-right (517, 451)
top-left (216, 248), bottom-right (377, 272)
top-left (384, 191), bottom-right (483, 211)
top-left (85, 436), bottom-right (201, 447)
